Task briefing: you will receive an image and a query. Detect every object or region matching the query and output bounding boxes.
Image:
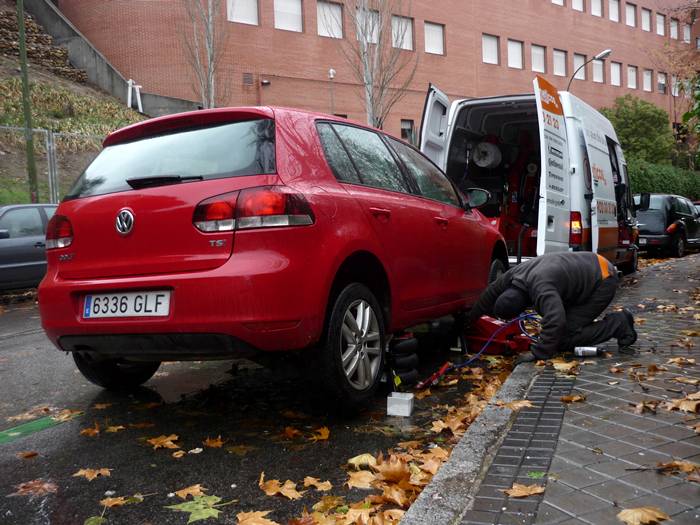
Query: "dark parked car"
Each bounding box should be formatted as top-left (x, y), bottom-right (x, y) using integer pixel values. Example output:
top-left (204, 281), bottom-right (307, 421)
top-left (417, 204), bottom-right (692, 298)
top-left (634, 193), bottom-right (700, 257)
top-left (0, 204), bottom-right (57, 291)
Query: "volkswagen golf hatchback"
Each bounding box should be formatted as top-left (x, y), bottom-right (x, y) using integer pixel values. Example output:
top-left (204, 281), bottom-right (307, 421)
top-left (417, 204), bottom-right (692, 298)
top-left (39, 107), bottom-right (507, 406)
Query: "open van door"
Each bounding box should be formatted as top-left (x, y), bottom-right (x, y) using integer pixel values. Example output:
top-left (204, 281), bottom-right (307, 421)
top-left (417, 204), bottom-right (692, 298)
top-left (533, 76), bottom-right (571, 255)
top-left (419, 84), bottom-right (450, 169)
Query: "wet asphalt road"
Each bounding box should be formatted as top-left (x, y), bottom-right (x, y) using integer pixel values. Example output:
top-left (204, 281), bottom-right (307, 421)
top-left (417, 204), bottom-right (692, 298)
top-left (0, 302), bottom-right (476, 525)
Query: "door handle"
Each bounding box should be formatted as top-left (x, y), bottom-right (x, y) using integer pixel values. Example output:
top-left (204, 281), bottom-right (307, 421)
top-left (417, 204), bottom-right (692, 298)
top-left (369, 207), bottom-right (391, 218)
top-left (434, 216), bottom-right (449, 226)
top-left (34, 242), bottom-right (46, 248)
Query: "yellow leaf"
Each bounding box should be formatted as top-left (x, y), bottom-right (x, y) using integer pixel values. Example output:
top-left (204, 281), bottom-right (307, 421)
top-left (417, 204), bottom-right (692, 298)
top-left (616, 506), bottom-right (670, 525)
top-left (279, 480), bottom-right (305, 500)
top-left (342, 508), bottom-right (371, 525)
top-left (100, 496), bottom-right (127, 508)
top-left (309, 426), bottom-right (330, 442)
top-left (672, 376), bottom-right (699, 385)
top-left (347, 453), bottom-right (378, 470)
top-left (656, 460), bottom-right (699, 475)
top-left (72, 468), bottom-right (111, 481)
top-left (282, 426), bottom-right (302, 439)
top-left (550, 358), bottom-right (578, 374)
top-left (631, 400), bottom-right (660, 415)
top-left (51, 408), bottom-right (82, 422)
top-left (381, 484), bottom-right (409, 508)
top-left (303, 476), bottom-right (332, 491)
top-left (500, 483), bottom-right (545, 498)
top-left (419, 457), bottom-right (442, 475)
top-left (374, 454), bottom-right (411, 483)
top-left (430, 419), bottom-right (448, 433)
top-left (237, 511), bottom-right (280, 525)
top-left (147, 434), bottom-right (179, 450)
top-left (105, 425), bottom-right (125, 433)
top-left (664, 398), bottom-right (700, 413)
top-left (258, 472), bottom-right (304, 500)
top-left (172, 450), bottom-right (186, 458)
top-left (346, 470), bottom-right (376, 489)
top-left (203, 435), bottom-right (225, 448)
top-left (505, 399), bottom-right (533, 410)
top-left (174, 484), bottom-right (207, 500)
top-left (667, 357), bottom-right (696, 366)
top-left (415, 388), bottom-right (432, 400)
top-left (680, 330), bottom-right (700, 337)
top-left (16, 451), bottom-right (38, 460)
top-left (609, 366), bottom-right (624, 374)
top-left (311, 495), bottom-right (345, 512)
top-left (80, 422), bottom-right (100, 437)
top-left (560, 394), bottom-right (586, 404)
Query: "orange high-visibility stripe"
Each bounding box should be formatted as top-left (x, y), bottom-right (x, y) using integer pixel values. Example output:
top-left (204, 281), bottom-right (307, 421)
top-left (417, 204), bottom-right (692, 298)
top-left (597, 254), bottom-right (611, 280)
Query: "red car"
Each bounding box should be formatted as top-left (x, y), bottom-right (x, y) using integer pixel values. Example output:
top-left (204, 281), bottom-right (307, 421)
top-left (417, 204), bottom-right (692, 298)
top-left (39, 107), bottom-right (507, 406)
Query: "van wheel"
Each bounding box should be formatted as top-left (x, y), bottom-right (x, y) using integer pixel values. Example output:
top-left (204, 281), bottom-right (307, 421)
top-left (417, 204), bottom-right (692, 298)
top-left (670, 234), bottom-right (686, 258)
top-left (73, 353), bottom-right (160, 390)
top-left (319, 283), bottom-right (385, 407)
top-left (488, 259), bottom-right (507, 283)
top-left (619, 249), bottom-right (638, 275)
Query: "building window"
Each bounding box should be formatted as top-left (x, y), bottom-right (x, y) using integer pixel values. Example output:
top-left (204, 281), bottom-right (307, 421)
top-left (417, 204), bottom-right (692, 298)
top-left (591, 0), bottom-right (602, 16)
top-left (356, 8), bottom-right (379, 44)
top-left (531, 44), bottom-right (546, 73)
top-left (672, 75), bottom-right (679, 96)
top-left (401, 119), bottom-right (415, 144)
top-left (274, 0), bottom-right (302, 32)
top-left (508, 39), bottom-right (523, 69)
top-left (424, 22), bottom-right (444, 55)
top-left (609, 0), bottom-right (619, 22)
top-left (553, 49), bottom-right (567, 76)
top-left (392, 16), bottom-right (413, 50)
top-left (684, 23), bottom-right (691, 43)
top-left (573, 53), bottom-right (586, 79)
top-left (551, 0), bottom-right (564, 5)
top-left (658, 72), bottom-right (667, 93)
top-left (318, 2), bottom-right (343, 39)
top-left (670, 18), bottom-right (678, 39)
top-left (482, 34), bottom-right (499, 64)
top-left (696, 37), bottom-right (700, 49)
top-left (625, 3), bottom-right (636, 27)
top-left (627, 65), bottom-right (637, 89)
top-left (227, 0), bottom-right (258, 25)
top-left (656, 13), bottom-right (666, 36)
top-left (593, 59), bottom-right (604, 82)
top-left (572, 0), bottom-right (584, 11)
top-left (643, 69), bottom-right (652, 91)
top-left (641, 8), bottom-right (651, 31)
top-left (611, 61), bottom-right (621, 86)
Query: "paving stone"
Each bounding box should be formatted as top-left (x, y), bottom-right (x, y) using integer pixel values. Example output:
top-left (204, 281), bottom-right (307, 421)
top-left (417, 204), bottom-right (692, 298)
top-left (544, 490), bottom-right (610, 516)
top-left (582, 479), bottom-right (648, 503)
top-left (586, 460), bottom-right (638, 478)
top-left (668, 508), bottom-right (700, 525)
top-left (477, 484), bottom-right (511, 499)
top-left (554, 467), bottom-right (607, 489)
top-left (622, 492), bottom-right (691, 516)
top-left (619, 449), bottom-right (674, 466)
top-left (594, 439), bottom-right (643, 458)
top-left (576, 504), bottom-right (627, 525)
top-left (554, 446), bottom-right (607, 467)
top-left (502, 497), bottom-right (541, 515)
top-left (497, 511), bottom-right (536, 525)
top-left (651, 440), bottom-right (700, 459)
top-left (460, 510), bottom-right (500, 525)
top-left (617, 431), bottom-right (671, 449)
top-left (532, 503), bottom-right (571, 525)
top-left (473, 497), bottom-right (509, 513)
top-left (657, 482), bottom-right (700, 507)
top-left (620, 469), bottom-right (684, 490)
top-left (483, 474), bottom-right (516, 487)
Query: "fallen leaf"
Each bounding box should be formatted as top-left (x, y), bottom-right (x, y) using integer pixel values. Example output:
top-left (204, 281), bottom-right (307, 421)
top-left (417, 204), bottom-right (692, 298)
top-left (147, 434), bottom-right (179, 450)
top-left (51, 409), bottom-right (82, 422)
top-left (656, 460), bottom-right (699, 476)
top-left (505, 399), bottom-right (534, 410)
top-left (237, 510), bottom-right (280, 525)
top-left (258, 472), bottom-right (304, 500)
top-left (526, 471), bottom-right (546, 479)
top-left (616, 506), bottom-right (670, 525)
top-left (80, 422), bottom-right (100, 437)
top-left (342, 508), bottom-right (371, 525)
top-left (105, 425), bottom-right (126, 433)
top-left (84, 516), bottom-right (108, 525)
top-left (680, 330), bottom-right (700, 337)
top-left (631, 400), bottom-right (660, 415)
top-left (172, 450), bottom-right (186, 458)
top-left (303, 476), bottom-right (332, 491)
top-left (166, 494), bottom-right (232, 523)
top-left (663, 397), bottom-right (700, 413)
top-left (73, 468), bottom-right (111, 481)
top-left (667, 357), bottom-right (696, 366)
top-left (9, 479), bottom-right (58, 498)
top-left (380, 484), bottom-right (409, 508)
top-left (430, 419), bottom-right (448, 433)
top-left (188, 447), bottom-right (204, 454)
top-left (609, 366), bottom-right (624, 374)
top-left (7, 406), bottom-right (51, 422)
top-left (415, 388), bottom-right (432, 400)
top-left (550, 358), bottom-right (579, 374)
top-left (282, 426), bottom-right (302, 439)
top-left (227, 445), bottom-right (255, 456)
top-left (500, 483), bottom-right (545, 498)
top-left (16, 451), bottom-right (38, 460)
top-left (175, 484), bottom-right (207, 500)
top-left (560, 395), bottom-right (585, 404)
top-left (672, 377), bottom-right (699, 385)
top-left (312, 495), bottom-right (345, 512)
top-left (203, 435), bottom-right (225, 448)
top-left (348, 453), bottom-right (377, 470)
top-left (128, 422), bottom-right (155, 429)
top-left (309, 426), bottom-right (330, 442)
top-left (92, 403), bottom-right (112, 410)
top-left (100, 496), bottom-right (127, 508)
top-left (346, 470), bottom-right (376, 489)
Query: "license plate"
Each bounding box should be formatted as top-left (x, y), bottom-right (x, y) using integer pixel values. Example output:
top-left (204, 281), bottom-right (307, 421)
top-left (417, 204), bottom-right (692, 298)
top-left (639, 238), bottom-right (647, 245)
top-left (83, 291), bottom-right (171, 318)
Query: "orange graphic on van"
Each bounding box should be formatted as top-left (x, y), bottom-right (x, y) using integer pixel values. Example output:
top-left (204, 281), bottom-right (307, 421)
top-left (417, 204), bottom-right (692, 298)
top-left (536, 76), bottom-right (563, 116)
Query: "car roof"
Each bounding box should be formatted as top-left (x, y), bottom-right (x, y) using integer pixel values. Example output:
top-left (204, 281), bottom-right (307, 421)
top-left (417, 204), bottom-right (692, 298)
top-left (0, 203), bottom-right (57, 213)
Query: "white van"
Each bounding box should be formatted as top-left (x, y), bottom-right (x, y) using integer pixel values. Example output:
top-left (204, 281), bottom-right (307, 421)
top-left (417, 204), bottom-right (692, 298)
top-left (420, 76), bottom-right (638, 273)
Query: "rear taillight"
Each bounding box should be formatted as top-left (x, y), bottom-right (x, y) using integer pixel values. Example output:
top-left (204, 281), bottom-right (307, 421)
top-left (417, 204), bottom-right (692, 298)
top-left (46, 215), bottom-right (73, 249)
top-left (193, 186), bottom-right (314, 233)
top-left (666, 223), bottom-right (678, 234)
top-left (569, 211), bottom-right (583, 246)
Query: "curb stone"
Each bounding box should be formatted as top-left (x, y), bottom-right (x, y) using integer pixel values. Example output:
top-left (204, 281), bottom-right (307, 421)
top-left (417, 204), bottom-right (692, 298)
top-left (402, 363), bottom-right (539, 525)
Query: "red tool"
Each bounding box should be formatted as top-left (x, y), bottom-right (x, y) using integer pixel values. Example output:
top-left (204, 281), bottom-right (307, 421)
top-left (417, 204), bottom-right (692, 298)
top-left (463, 316), bottom-right (533, 355)
top-left (416, 361), bottom-right (451, 390)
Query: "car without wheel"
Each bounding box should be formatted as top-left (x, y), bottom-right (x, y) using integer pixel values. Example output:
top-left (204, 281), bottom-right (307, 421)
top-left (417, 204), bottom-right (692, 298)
top-left (38, 107), bottom-right (508, 407)
top-left (634, 193), bottom-right (700, 258)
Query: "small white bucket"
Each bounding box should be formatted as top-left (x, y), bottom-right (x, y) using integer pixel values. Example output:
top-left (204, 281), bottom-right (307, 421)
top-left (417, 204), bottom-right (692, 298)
top-left (387, 392), bottom-right (414, 417)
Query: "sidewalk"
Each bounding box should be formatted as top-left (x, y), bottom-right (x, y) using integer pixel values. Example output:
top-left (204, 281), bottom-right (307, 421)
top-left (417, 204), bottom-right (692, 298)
top-left (409, 253), bottom-right (700, 525)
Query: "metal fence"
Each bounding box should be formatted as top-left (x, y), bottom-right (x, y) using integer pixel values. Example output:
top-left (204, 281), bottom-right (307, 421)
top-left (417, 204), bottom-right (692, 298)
top-left (0, 125), bottom-right (102, 204)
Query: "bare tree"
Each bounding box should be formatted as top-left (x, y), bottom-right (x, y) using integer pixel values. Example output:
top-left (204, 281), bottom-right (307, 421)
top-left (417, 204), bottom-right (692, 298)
top-left (322, 0), bottom-right (418, 128)
top-left (180, 0), bottom-right (228, 108)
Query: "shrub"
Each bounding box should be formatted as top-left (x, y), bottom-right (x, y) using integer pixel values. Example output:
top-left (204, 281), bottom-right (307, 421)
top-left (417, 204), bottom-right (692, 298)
top-left (627, 157), bottom-right (700, 200)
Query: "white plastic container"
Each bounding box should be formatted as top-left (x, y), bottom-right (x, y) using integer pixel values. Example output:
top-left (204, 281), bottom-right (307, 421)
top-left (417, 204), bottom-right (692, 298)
top-left (387, 392), bottom-right (414, 417)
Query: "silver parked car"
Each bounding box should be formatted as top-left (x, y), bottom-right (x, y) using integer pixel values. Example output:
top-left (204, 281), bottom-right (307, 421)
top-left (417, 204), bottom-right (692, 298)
top-left (0, 204), bottom-right (57, 291)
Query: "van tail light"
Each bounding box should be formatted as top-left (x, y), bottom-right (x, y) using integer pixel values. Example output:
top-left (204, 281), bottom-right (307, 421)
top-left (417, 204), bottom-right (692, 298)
top-left (236, 186), bottom-right (314, 230)
top-left (666, 222), bottom-right (678, 234)
top-left (193, 186), bottom-right (314, 233)
top-left (569, 211), bottom-right (583, 247)
top-left (46, 215), bottom-right (73, 249)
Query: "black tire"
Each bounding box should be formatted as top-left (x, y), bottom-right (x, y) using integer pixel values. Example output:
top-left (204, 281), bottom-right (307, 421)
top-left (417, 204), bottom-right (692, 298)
top-left (619, 249), bottom-right (638, 275)
top-left (395, 369), bottom-right (419, 386)
top-left (390, 338), bottom-right (419, 356)
top-left (391, 352), bottom-right (419, 370)
top-left (669, 233), bottom-right (686, 258)
top-left (488, 259), bottom-right (507, 283)
top-left (318, 283), bottom-right (386, 407)
top-left (73, 353), bottom-right (160, 390)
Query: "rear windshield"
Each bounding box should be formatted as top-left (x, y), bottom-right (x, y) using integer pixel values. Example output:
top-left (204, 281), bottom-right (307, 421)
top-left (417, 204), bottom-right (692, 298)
top-left (633, 195), bottom-right (666, 211)
top-left (65, 119), bottom-right (275, 200)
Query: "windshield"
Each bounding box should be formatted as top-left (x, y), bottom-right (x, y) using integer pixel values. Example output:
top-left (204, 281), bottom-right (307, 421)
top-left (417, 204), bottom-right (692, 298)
top-left (65, 119), bottom-right (276, 200)
top-left (633, 195), bottom-right (666, 211)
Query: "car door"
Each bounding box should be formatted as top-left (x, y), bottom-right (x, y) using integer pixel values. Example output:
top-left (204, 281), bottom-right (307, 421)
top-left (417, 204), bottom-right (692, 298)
top-left (316, 122), bottom-right (443, 321)
top-left (419, 84), bottom-right (451, 170)
top-left (0, 207), bottom-right (47, 289)
top-left (387, 137), bottom-right (488, 305)
top-left (679, 198), bottom-right (700, 244)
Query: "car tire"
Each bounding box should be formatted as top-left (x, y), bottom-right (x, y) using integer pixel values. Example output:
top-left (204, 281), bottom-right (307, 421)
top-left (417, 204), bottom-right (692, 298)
top-left (488, 259), bottom-right (507, 283)
top-left (73, 353), bottom-right (160, 390)
top-left (619, 249), bottom-right (638, 275)
top-left (670, 233), bottom-right (686, 258)
top-left (318, 283), bottom-right (385, 408)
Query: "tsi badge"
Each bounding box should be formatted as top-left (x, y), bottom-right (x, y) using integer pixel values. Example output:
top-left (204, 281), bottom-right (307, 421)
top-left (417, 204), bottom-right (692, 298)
top-left (115, 209), bottom-right (134, 235)
top-left (209, 239), bottom-right (226, 248)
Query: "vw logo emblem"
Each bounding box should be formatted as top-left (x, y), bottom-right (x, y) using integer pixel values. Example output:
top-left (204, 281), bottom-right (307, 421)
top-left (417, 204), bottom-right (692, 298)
top-left (115, 209), bottom-right (134, 235)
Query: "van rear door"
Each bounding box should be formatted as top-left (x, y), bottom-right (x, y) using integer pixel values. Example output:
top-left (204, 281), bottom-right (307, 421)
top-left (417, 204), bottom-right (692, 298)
top-left (419, 84), bottom-right (451, 170)
top-left (533, 76), bottom-right (570, 255)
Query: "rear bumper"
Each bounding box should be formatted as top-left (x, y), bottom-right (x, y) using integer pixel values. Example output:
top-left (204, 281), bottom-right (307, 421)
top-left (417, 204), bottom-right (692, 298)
top-left (638, 234), bottom-right (670, 249)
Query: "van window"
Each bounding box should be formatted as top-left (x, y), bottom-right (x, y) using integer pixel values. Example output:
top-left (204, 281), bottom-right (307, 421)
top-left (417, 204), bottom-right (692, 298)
top-left (606, 137), bottom-right (621, 185)
top-left (316, 123), bottom-right (361, 184)
top-left (332, 124), bottom-right (409, 193)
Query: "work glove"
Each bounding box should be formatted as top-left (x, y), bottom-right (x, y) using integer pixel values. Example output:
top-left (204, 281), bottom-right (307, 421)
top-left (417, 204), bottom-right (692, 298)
top-left (514, 351), bottom-right (537, 366)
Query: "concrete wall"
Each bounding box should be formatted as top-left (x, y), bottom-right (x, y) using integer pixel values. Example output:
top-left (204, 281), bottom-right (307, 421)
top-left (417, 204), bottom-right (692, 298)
top-left (23, 0), bottom-right (198, 117)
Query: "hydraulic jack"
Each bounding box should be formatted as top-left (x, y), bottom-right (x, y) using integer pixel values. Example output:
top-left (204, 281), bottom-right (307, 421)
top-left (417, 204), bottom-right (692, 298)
top-left (463, 315), bottom-right (534, 355)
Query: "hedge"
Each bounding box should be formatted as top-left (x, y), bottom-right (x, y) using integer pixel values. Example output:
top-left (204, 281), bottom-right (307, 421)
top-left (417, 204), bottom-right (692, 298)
top-left (626, 157), bottom-right (700, 200)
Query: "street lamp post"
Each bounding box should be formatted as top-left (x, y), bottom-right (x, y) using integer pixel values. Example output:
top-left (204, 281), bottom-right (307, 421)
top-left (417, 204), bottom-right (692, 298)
top-left (328, 68), bottom-right (336, 115)
top-left (567, 49), bottom-right (612, 92)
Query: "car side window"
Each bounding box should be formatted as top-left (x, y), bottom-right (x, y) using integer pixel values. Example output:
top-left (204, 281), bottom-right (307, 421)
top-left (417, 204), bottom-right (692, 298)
top-left (0, 208), bottom-right (44, 238)
top-left (44, 206), bottom-right (57, 221)
top-left (316, 123), bottom-right (361, 184)
top-left (388, 138), bottom-right (461, 207)
top-left (331, 124), bottom-right (409, 193)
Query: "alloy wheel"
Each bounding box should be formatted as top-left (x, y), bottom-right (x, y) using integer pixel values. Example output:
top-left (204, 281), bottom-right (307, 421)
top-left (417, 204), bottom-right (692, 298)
top-left (339, 299), bottom-right (382, 390)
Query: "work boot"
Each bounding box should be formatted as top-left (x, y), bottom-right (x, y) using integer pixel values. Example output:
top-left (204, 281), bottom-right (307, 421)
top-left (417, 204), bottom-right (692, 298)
top-left (514, 351), bottom-right (537, 366)
top-left (617, 308), bottom-right (638, 348)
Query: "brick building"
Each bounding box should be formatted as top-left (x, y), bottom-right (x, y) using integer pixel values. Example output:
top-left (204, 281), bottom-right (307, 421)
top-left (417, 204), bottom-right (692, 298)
top-left (55, 0), bottom-right (697, 138)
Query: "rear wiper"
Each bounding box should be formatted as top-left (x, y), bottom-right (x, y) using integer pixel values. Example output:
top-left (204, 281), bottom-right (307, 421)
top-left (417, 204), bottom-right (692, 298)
top-left (126, 175), bottom-right (203, 189)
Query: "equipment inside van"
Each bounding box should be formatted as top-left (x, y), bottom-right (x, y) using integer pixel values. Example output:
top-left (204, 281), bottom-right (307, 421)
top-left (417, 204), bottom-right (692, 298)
top-left (420, 76), bottom-right (637, 272)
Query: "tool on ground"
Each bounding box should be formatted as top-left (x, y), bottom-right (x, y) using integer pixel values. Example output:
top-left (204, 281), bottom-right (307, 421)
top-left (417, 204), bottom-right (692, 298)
top-left (574, 346), bottom-right (604, 357)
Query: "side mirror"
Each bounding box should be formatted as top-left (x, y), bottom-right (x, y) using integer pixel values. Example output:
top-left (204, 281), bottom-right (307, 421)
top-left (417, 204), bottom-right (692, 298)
top-left (0, 229), bottom-right (9, 240)
top-left (636, 192), bottom-right (650, 212)
top-left (464, 188), bottom-right (490, 210)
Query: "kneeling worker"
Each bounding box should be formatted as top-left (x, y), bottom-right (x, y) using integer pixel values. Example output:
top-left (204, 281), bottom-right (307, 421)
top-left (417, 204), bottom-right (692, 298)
top-left (468, 252), bottom-right (637, 364)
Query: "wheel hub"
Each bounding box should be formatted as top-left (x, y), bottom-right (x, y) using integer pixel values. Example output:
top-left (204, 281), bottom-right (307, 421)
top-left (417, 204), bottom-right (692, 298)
top-left (340, 299), bottom-right (381, 391)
